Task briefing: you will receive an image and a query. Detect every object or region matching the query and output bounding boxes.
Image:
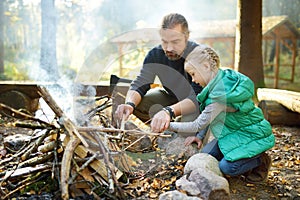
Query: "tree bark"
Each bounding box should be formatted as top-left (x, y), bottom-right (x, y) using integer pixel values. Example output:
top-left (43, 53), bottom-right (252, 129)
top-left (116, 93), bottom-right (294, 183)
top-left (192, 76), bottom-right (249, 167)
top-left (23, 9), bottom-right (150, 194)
top-left (235, 0), bottom-right (265, 88)
top-left (0, 0), bottom-right (4, 75)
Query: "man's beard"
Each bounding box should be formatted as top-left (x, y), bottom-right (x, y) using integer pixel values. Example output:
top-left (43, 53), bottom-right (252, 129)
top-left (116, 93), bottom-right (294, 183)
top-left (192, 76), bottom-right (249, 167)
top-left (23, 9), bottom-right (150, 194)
top-left (165, 50), bottom-right (182, 61)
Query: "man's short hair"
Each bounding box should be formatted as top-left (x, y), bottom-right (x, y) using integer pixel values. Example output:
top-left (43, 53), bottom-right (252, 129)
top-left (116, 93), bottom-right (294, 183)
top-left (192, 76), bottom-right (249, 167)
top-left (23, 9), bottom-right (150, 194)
top-left (160, 13), bottom-right (190, 35)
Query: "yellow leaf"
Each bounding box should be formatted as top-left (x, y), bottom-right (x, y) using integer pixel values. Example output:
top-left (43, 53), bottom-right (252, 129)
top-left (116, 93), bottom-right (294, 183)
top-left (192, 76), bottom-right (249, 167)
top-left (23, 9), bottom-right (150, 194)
top-left (170, 176), bottom-right (177, 183)
top-left (175, 165), bottom-right (184, 170)
top-left (151, 178), bottom-right (162, 189)
top-left (149, 189), bottom-right (158, 198)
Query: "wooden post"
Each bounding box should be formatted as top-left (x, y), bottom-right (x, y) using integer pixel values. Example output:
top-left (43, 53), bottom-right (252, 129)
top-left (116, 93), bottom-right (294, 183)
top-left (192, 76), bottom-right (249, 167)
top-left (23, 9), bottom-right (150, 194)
top-left (274, 34), bottom-right (280, 88)
top-left (291, 38), bottom-right (297, 82)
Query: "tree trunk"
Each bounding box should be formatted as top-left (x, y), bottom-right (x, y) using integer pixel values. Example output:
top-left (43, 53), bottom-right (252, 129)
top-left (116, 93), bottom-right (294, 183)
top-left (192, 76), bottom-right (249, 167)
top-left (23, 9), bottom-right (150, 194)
top-left (234, 0), bottom-right (265, 88)
top-left (0, 0), bottom-right (4, 75)
top-left (40, 0), bottom-right (59, 81)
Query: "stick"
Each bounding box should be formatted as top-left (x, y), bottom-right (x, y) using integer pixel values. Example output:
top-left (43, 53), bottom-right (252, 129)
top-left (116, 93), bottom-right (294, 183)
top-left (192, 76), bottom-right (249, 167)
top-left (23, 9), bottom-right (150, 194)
top-left (76, 127), bottom-right (171, 138)
top-left (61, 136), bottom-right (81, 200)
top-left (0, 103), bottom-right (55, 127)
top-left (68, 153), bottom-right (99, 184)
top-left (92, 132), bottom-right (125, 199)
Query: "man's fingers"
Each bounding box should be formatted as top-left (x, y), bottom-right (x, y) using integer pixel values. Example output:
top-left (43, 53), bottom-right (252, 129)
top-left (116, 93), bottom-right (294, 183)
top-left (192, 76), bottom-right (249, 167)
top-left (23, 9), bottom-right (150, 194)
top-left (151, 110), bottom-right (171, 133)
top-left (151, 119), bottom-right (166, 133)
top-left (115, 104), bottom-right (133, 121)
top-left (163, 121), bottom-right (170, 131)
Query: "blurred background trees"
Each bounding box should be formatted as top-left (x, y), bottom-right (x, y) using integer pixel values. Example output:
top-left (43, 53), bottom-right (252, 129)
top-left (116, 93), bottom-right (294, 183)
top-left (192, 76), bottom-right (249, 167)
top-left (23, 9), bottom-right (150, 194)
top-left (0, 0), bottom-right (299, 84)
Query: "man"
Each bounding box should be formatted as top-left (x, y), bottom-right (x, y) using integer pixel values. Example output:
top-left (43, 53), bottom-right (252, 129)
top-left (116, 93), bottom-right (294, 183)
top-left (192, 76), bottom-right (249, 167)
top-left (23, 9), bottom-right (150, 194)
top-left (115, 13), bottom-right (203, 133)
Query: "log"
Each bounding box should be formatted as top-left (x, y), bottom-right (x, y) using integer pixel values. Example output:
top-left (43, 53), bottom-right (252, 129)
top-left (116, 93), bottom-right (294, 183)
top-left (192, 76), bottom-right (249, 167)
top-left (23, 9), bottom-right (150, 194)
top-left (258, 100), bottom-right (300, 126)
top-left (257, 88), bottom-right (300, 114)
top-left (61, 136), bottom-right (81, 200)
top-left (0, 165), bottom-right (51, 181)
top-left (0, 90), bottom-right (38, 114)
top-left (64, 139), bottom-right (123, 180)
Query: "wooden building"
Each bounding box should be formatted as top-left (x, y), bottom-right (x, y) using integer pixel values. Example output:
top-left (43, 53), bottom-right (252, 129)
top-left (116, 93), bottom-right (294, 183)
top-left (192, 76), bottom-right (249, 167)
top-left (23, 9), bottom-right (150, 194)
top-left (110, 16), bottom-right (300, 88)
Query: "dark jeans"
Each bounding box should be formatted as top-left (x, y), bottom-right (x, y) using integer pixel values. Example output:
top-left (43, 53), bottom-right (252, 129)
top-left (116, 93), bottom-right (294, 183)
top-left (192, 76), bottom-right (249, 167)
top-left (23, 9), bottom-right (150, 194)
top-left (202, 139), bottom-right (262, 176)
top-left (134, 88), bottom-right (199, 123)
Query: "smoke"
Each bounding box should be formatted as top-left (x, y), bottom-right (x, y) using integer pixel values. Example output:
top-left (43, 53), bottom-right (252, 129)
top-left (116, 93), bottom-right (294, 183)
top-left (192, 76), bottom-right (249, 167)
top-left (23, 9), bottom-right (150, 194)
top-left (8, 0), bottom-right (238, 124)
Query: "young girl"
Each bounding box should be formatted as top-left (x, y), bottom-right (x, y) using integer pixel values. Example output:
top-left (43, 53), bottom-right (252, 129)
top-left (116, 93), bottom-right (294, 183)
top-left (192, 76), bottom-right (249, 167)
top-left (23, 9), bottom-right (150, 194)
top-left (167, 46), bottom-right (275, 183)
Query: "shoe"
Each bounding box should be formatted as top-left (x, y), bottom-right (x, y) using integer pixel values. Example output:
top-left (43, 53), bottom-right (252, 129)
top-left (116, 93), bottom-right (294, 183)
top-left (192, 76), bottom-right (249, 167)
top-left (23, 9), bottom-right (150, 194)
top-left (245, 152), bottom-right (271, 183)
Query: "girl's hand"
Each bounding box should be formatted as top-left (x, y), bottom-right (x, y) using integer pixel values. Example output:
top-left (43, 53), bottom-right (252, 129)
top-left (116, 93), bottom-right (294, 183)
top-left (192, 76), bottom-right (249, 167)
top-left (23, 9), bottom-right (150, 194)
top-left (184, 136), bottom-right (203, 149)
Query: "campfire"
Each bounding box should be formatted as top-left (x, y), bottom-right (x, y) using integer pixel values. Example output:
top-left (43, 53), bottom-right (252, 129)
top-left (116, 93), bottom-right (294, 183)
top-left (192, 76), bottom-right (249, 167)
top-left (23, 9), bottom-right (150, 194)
top-left (0, 85), bottom-right (173, 199)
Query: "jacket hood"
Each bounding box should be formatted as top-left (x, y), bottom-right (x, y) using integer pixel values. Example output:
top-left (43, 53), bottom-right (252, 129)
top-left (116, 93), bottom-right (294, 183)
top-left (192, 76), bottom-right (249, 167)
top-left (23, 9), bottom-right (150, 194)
top-left (197, 69), bottom-right (254, 111)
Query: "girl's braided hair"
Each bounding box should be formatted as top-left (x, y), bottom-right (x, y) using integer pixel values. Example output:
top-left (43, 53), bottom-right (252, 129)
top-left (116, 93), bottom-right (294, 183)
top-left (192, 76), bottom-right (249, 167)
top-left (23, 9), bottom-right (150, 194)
top-left (185, 46), bottom-right (220, 71)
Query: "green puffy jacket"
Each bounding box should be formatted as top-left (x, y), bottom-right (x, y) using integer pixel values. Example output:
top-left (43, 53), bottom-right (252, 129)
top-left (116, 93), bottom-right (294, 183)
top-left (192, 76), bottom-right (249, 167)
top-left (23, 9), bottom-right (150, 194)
top-left (197, 69), bottom-right (275, 161)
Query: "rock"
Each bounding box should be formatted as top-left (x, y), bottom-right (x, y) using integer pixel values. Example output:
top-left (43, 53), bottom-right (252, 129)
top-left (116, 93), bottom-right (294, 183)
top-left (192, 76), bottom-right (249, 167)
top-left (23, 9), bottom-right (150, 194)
top-left (0, 90), bottom-right (39, 115)
top-left (4, 133), bottom-right (32, 151)
top-left (176, 174), bottom-right (201, 196)
top-left (176, 168), bottom-right (230, 200)
top-left (159, 190), bottom-right (203, 200)
top-left (124, 121), bottom-right (140, 130)
top-left (124, 121), bottom-right (152, 152)
top-left (188, 168), bottom-right (230, 200)
top-left (177, 153), bottom-right (230, 200)
top-left (158, 129), bottom-right (215, 158)
top-left (184, 153), bottom-right (222, 176)
top-left (165, 136), bottom-right (200, 158)
top-left (156, 130), bottom-right (178, 150)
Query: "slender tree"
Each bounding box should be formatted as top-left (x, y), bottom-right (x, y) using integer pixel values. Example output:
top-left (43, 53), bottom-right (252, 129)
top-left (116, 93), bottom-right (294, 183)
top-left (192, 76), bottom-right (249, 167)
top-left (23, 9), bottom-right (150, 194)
top-left (234, 0), bottom-right (265, 88)
top-left (0, 0), bottom-right (4, 75)
top-left (40, 0), bottom-right (59, 81)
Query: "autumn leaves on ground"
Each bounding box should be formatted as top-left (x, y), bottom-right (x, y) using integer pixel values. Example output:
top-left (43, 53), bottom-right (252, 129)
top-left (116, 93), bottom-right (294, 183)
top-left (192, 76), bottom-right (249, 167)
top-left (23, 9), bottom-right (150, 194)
top-left (0, 104), bottom-right (299, 199)
top-left (229, 126), bottom-right (300, 200)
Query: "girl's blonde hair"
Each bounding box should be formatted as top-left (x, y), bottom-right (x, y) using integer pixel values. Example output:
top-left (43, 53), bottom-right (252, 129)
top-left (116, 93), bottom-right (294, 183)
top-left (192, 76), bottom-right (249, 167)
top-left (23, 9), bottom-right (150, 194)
top-left (185, 46), bottom-right (220, 71)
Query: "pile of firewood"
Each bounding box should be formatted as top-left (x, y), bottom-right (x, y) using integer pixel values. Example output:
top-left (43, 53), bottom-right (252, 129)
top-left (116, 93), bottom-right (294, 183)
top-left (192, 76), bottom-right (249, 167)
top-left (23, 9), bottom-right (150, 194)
top-left (0, 86), bottom-right (167, 200)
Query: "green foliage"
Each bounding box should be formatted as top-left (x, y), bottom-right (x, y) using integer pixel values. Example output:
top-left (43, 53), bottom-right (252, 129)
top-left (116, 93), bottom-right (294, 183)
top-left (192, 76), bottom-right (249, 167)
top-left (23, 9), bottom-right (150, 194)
top-left (263, 0), bottom-right (300, 27)
top-left (1, 0), bottom-right (299, 83)
top-left (3, 61), bottom-right (29, 80)
top-left (0, 73), bottom-right (9, 80)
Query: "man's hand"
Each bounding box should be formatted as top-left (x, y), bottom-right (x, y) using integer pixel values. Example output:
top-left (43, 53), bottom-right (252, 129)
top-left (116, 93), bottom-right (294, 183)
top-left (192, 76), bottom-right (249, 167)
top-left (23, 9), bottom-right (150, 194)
top-left (184, 136), bottom-right (203, 149)
top-left (150, 110), bottom-right (171, 133)
top-left (115, 104), bottom-right (134, 122)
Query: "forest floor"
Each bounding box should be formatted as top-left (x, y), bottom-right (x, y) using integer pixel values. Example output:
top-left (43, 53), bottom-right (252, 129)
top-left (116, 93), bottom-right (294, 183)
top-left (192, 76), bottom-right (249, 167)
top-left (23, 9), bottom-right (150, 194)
top-left (2, 118), bottom-right (299, 200)
top-left (228, 125), bottom-right (300, 200)
top-left (1, 69), bottom-right (300, 199)
top-left (126, 124), bottom-right (300, 200)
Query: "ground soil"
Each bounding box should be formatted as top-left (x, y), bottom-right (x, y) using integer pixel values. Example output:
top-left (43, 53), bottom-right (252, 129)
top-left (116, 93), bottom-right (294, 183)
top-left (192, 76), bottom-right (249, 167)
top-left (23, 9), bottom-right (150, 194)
top-left (228, 125), bottom-right (300, 200)
top-left (0, 116), bottom-right (299, 200)
top-left (125, 124), bottom-right (300, 200)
